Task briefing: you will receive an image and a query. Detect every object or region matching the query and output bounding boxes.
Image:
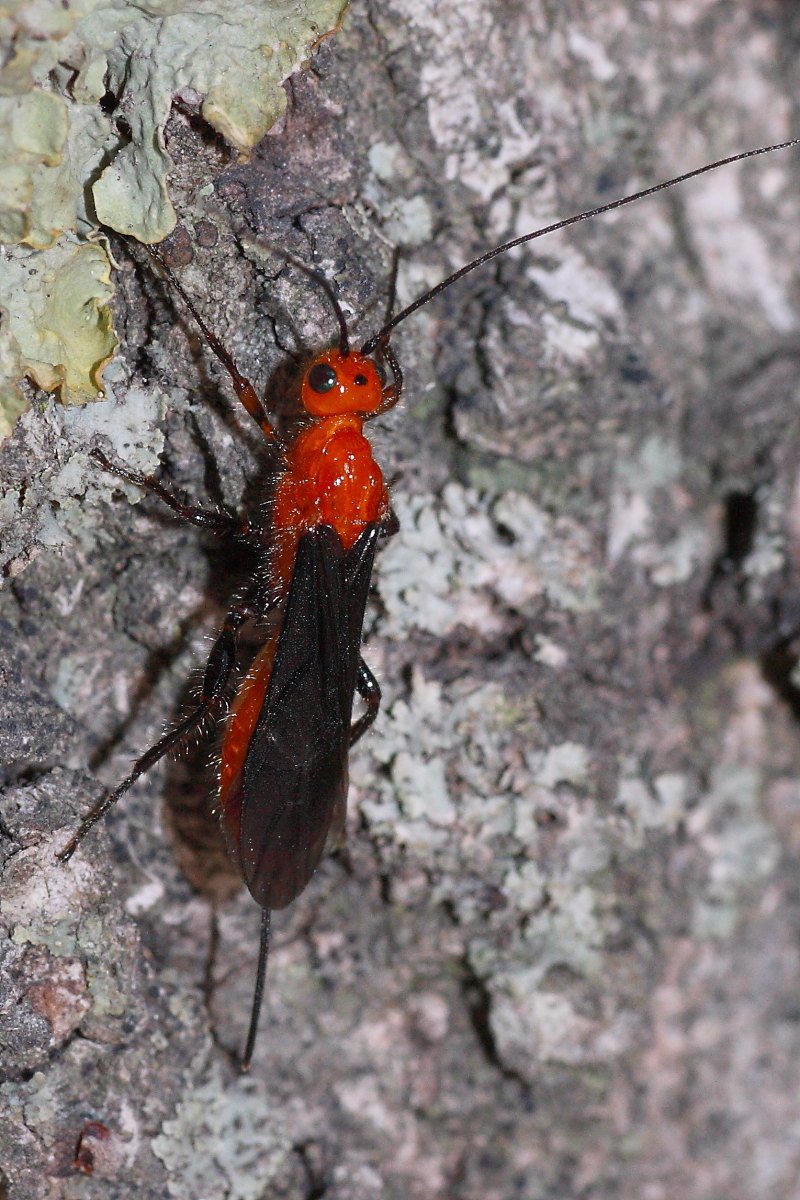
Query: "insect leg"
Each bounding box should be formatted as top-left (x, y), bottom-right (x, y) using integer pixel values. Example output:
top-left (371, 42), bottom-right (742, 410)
top-left (240, 906), bottom-right (271, 1072)
top-left (381, 507), bottom-right (400, 538)
top-left (349, 657), bottom-right (381, 747)
top-left (383, 247), bottom-right (400, 325)
top-left (143, 247), bottom-right (287, 454)
top-left (372, 338), bottom-right (403, 416)
top-left (57, 600), bottom-right (256, 862)
top-left (91, 449), bottom-right (264, 539)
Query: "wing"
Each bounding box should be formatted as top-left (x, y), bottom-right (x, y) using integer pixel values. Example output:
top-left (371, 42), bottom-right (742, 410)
top-left (236, 523), bottom-right (380, 910)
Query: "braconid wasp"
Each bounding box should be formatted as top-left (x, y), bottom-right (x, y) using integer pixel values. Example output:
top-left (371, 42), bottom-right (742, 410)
top-left (53, 138), bottom-right (800, 1070)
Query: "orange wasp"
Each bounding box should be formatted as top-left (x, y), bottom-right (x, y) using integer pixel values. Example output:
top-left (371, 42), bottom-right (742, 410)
top-left (58, 138), bottom-right (799, 1068)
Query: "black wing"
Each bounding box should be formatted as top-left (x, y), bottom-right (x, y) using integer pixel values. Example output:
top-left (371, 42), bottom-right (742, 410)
top-left (237, 523), bottom-right (380, 910)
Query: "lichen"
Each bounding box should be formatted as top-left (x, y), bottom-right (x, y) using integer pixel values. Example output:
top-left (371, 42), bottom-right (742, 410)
top-left (0, 237), bottom-right (117, 406)
top-left (374, 484), bottom-right (599, 642)
top-left (152, 1070), bottom-right (291, 1200)
top-left (0, 0), bottom-right (349, 434)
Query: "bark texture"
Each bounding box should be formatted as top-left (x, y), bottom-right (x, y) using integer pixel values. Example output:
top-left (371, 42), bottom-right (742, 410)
top-left (3, 1), bottom-right (800, 1197)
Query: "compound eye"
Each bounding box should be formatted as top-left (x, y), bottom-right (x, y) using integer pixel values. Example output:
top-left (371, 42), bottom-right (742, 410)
top-left (308, 363), bottom-right (338, 393)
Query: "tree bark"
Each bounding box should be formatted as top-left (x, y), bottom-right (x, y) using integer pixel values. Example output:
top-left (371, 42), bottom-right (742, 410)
top-left (3, 1), bottom-right (800, 1197)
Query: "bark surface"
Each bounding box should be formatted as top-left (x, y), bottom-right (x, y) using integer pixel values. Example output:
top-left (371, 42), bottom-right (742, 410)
top-left (3, 2), bottom-right (800, 1197)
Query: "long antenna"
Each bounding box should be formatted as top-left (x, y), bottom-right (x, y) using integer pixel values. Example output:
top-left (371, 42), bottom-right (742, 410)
top-left (255, 242), bottom-right (351, 357)
top-left (240, 907), bottom-right (271, 1072)
top-left (361, 138), bottom-right (800, 355)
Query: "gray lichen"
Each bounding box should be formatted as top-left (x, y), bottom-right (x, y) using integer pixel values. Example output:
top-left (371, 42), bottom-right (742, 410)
top-left (3, 0), bottom-right (800, 1197)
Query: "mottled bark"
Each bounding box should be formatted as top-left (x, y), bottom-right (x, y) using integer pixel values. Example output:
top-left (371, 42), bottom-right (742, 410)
top-left (3, 1), bottom-right (800, 1197)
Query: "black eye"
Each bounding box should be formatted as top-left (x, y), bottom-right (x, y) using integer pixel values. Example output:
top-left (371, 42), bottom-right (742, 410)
top-left (354, 374), bottom-right (368, 386)
top-left (308, 363), bottom-right (338, 393)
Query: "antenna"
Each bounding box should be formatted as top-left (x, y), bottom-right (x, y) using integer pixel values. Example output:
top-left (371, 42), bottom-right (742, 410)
top-left (361, 139), bottom-right (800, 355)
top-left (257, 242), bottom-right (351, 357)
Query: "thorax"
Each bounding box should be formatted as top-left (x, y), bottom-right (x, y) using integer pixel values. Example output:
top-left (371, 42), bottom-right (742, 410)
top-left (270, 413), bottom-right (388, 594)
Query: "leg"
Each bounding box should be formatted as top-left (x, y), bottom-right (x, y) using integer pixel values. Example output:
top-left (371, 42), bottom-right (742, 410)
top-left (383, 247), bottom-right (400, 327)
top-left (349, 657), bottom-right (381, 747)
top-left (143, 246), bottom-right (286, 454)
top-left (371, 338), bottom-right (403, 417)
top-left (381, 507), bottom-right (400, 538)
top-left (58, 601), bottom-right (256, 862)
top-left (92, 449), bottom-right (264, 540)
top-left (240, 907), bottom-right (271, 1072)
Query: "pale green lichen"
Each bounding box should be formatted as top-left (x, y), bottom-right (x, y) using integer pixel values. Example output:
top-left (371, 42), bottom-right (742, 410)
top-left (0, 237), bottom-right (117, 405)
top-left (615, 768), bottom-right (691, 844)
top-left (0, 89), bottom-right (69, 243)
top-left (2, 0), bottom-right (348, 248)
top-left (153, 1070), bottom-right (291, 1200)
top-left (606, 434), bottom-right (715, 582)
top-left (489, 977), bottom-right (597, 1068)
top-left (13, 1070), bottom-right (59, 1129)
top-left (0, 0), bottom-right (348, 434)
top-left (528, 741), bottom-right (589, 788)
top-left (375, 484), bottom-right (599, 641)
top-left (0, 380), bottom-right (27, 441)
top-left (689, 763), bottom-right (779, 940)
top-left (0, 366), bottom-right (167, 568)
top-left (86, 956), bottom-right (132, 1017)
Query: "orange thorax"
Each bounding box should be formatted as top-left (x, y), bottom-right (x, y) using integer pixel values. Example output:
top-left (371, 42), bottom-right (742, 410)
top-left (271, 412), bottom-right (387, 597)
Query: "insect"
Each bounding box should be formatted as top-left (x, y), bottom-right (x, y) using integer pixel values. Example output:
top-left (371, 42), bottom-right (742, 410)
top-left (56, 137), bottom-right (799, 1069)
